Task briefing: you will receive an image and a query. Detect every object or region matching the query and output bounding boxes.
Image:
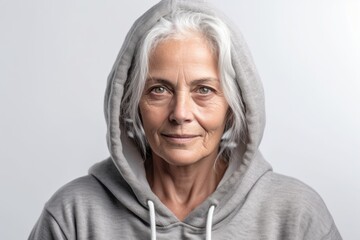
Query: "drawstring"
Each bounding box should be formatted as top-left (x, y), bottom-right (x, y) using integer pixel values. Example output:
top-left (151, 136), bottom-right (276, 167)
top-left (147, 200), bottom-right (157, 240)
top-left (206, 205), bottom-right (215, 240)
top-left (147, 200), bottom-right (215, 240)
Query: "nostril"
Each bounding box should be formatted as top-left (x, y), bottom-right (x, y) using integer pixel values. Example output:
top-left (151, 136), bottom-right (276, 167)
top-left (168, 112), bottom-right (188, 125)
top-left (168, 95), bottom-right (193, 124)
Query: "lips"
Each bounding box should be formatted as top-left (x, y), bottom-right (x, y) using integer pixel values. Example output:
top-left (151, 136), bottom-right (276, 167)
top-left (162, 133), bottom-right (198, 138)
top-left (161, 133), bottom-right (199, 144)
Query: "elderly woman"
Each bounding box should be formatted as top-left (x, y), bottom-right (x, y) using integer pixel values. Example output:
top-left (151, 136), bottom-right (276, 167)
top-left (29, 1), bottom-right (341, 239)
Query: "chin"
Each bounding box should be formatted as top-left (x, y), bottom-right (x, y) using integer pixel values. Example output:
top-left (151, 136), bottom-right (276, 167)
top-left (152, 148), bottom-right (217, 167)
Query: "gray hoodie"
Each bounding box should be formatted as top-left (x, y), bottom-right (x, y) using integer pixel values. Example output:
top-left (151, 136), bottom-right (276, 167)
top-left (29, 0), bottom-right (342, 239)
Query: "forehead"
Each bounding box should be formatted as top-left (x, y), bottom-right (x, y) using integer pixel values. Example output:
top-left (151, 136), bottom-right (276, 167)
top-left (150, 33), bottom-right (215, 57)
top-left (148, 36), bottom-right (219, 81)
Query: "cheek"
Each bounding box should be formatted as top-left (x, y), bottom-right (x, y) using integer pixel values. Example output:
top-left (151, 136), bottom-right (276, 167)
top-left (139, 102), bottom-right (167, 133)
top-left (196, 99), bottom-right (229, 132)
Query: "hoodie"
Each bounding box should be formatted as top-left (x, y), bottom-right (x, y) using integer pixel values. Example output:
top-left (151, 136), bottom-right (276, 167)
top-left (29, 0), bottom-right (342, 239)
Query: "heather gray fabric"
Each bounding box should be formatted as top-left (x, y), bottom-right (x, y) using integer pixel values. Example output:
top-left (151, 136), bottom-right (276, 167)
top-left (29, 0), bottom-right (342, 239)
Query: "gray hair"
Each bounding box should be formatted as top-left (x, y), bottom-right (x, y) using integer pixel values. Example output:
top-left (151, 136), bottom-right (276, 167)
top-left (121, 10), bottom-right (247, 161)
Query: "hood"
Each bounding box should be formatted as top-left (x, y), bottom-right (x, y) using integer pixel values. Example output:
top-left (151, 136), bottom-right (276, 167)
top-left (90, 0), bottom-right (271, 230)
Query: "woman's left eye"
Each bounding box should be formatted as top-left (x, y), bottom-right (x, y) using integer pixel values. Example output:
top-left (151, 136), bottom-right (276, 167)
top-left (197, 86), bottom-right (213, 94)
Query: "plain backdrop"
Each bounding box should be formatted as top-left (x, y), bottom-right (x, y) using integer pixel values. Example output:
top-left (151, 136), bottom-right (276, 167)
top-left (1, 0), bottom-right (359, 239)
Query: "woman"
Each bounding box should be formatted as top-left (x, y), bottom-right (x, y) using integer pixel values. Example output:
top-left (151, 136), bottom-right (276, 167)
top-left (29, 0), bottom-right (341, 239)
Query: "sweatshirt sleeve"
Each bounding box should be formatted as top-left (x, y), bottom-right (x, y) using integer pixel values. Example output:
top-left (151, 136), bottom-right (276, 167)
top-left (28, 208), bottom-right (68, 240)
top-left (319, 222), bottom-right (342, 240)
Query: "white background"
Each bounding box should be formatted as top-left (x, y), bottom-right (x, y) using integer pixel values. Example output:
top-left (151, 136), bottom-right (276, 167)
top-left (1, 0), bottom-right (359, 239)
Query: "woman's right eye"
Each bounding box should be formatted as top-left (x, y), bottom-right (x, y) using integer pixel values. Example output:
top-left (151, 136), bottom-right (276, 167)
top-left (150, 86), bottom-right (166, 94)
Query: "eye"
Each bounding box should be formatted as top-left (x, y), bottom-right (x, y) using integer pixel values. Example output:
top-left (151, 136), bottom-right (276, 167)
top-left (197, 86), bottom-right (213, 94)
top-left (150, 86), bottom-right (166, 94)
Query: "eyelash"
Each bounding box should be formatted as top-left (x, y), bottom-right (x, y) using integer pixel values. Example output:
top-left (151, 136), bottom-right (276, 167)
top-left (149, 86), bottom-right (170, 94)
top-left (196, 86), bottom-right (214, 94)
top-left (147, 85), bottom-right (215, 95)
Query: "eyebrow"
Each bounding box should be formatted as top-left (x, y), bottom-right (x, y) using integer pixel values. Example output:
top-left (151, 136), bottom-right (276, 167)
top-left (145, 77), bottom-right (219, 87)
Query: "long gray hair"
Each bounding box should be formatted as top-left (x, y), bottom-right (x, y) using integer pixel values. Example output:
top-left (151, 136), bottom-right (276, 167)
top-left (121, 10), bottom-right (247, 161)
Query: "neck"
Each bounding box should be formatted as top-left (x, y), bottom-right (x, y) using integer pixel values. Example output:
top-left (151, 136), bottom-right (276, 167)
top-left (146, 155), bottom-right (227, 221)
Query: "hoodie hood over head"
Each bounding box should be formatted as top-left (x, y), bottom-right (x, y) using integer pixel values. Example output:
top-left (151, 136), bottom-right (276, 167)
top-left (93, 0), bottom-right (269, 229)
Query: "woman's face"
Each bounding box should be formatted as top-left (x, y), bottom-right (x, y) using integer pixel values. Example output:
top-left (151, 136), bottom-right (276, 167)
top-left (139, 35), bottom-right (229, 167)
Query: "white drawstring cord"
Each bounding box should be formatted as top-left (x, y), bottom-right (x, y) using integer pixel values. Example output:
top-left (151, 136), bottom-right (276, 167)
top-left (206, 205), bottom-right (215, 240)
top-left (147, 200), bottom-right (157, 240)
top-left (147, 200), bottom-right (214, 240)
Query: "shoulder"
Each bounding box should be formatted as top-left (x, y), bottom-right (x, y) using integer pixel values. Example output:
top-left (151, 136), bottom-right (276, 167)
top-left (263, 172), bottom-right (322, 201)
top-left (45, 175), bottom-right (105, 210)
top-left (45, 158), bottom-right (124, 212)
top-left (251, 172), bottom-right (341, 239)
top-left (29, 175), bottom-right (108, 239)
top-left (256, 172), bottom-right (328, 215)
top-left (43, 173), bottom-right (122, 225)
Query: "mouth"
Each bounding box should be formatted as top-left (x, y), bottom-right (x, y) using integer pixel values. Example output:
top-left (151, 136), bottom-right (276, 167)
top-left (161, 133), bottom-right (199, 144)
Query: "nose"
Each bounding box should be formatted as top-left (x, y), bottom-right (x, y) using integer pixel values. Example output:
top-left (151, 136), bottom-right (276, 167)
top-left (169, 91), bottom-right (194, 124)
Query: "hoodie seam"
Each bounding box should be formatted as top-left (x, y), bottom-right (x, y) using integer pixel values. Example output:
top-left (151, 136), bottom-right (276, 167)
top-left (320, 221), bottom-right (340, 240)
top-left (44, 208), bottom-right (69, 240)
